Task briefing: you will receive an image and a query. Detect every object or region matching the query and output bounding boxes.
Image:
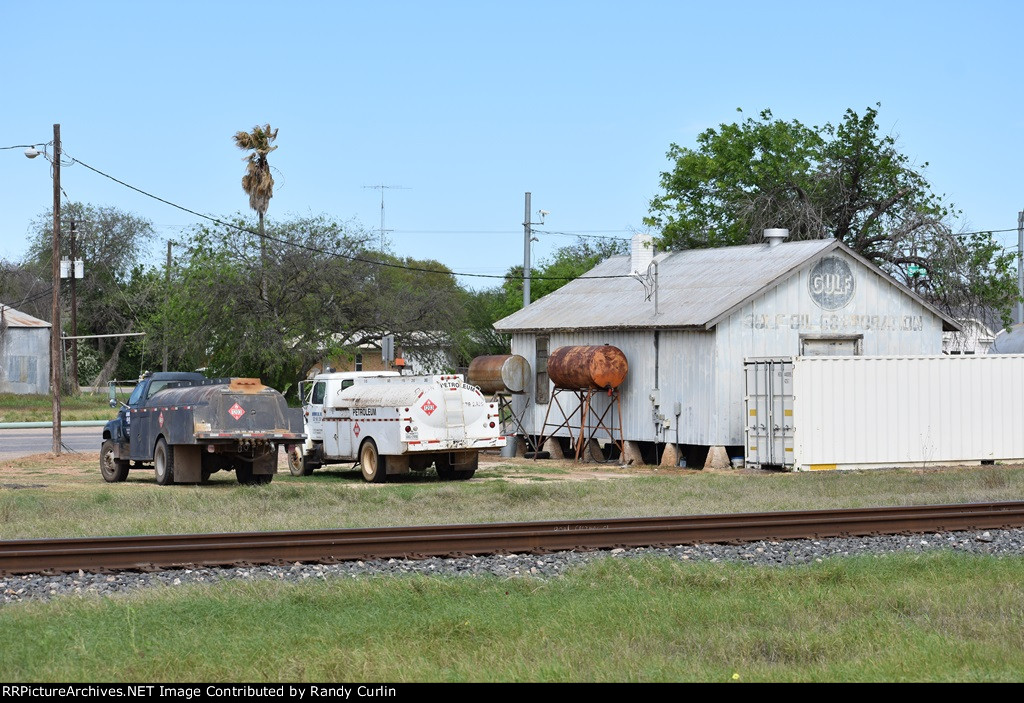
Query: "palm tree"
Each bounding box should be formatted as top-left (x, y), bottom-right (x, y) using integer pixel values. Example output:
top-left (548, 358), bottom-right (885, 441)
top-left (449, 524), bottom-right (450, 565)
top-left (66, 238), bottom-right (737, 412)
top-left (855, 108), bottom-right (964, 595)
top-left (233, 124), bottom-right (278, 299)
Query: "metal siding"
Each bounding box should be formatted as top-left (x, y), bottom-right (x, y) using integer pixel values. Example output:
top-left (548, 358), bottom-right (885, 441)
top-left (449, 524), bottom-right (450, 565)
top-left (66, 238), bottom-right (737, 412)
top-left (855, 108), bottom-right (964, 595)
top-left (718, 252), bottom-right (945, 445)
top-left (660, 330), bottom-right (717, 445)
top-left (0, 327), bottom-right (50, 395)
top-left (792, 355), bottom-right (1024, 468)
top-left (508, 252), bottom-right (947, 449)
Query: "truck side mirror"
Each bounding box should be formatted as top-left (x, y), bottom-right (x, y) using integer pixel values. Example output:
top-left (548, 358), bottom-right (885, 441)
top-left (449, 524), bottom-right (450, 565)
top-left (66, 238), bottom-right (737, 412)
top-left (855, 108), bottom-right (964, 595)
top-left (108, 380), bottom-right (117, 408)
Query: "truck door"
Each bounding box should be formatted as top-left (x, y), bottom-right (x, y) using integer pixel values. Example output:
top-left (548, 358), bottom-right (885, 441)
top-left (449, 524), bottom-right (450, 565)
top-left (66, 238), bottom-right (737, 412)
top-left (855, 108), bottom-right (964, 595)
top-left (306, 380), bottom-right (327, 442)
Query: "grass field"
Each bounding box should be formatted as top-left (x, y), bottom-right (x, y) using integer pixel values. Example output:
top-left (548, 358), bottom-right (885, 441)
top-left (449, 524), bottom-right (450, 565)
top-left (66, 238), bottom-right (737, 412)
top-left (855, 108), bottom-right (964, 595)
top-left (0, 393), bottom-right (116, 423)
top-left (3, 451), bottom-right (1023, 682)
top-left (0, 452), bottom-right (1022, 539)
top-left (1, 553), bottom-right (1022, 682)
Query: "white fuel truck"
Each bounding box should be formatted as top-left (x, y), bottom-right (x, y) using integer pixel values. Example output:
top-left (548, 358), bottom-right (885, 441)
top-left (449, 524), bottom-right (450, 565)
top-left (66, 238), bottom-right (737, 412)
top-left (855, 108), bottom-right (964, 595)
top-left (289, 372), bottom-right (505, 481)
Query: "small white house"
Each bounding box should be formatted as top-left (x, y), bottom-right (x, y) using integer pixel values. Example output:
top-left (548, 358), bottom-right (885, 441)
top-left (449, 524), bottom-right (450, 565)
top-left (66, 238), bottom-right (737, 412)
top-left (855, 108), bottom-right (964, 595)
top-left (943, 311), bottom-right (1000, 355)
top-left (494, 233), bottom-right (960, 459)
top-left (0, 304), bottom-right (51, 395)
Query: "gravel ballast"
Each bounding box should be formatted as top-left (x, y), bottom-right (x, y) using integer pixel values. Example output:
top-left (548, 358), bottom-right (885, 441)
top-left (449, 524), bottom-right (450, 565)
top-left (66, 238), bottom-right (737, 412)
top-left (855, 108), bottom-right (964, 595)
top-left (3, 527), bottom-right (1023, 605)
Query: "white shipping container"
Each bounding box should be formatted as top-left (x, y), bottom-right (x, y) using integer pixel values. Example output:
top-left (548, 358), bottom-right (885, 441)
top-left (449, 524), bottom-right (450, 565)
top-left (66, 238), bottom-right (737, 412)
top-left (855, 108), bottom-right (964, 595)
top-left (745, 355), bottom-right (1024, 470)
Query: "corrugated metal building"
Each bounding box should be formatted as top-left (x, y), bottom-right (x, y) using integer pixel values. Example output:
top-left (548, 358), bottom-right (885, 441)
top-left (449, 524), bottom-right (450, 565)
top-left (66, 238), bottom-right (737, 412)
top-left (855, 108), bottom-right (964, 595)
top-left (0, 304), bottom-right (51, 395)
top-left (494, 235), bottom-right (960, 454)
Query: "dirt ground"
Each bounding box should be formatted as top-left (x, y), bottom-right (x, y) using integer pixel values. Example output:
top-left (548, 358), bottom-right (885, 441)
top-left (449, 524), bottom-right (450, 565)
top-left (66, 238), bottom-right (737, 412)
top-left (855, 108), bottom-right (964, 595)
top-left (0, 447), bottom-right (722, 486)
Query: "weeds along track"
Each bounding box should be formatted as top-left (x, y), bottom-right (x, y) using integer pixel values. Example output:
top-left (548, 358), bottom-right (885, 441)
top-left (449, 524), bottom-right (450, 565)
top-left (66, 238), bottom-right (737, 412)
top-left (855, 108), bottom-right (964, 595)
top-left (2, 502), bottom-right (1024, 575)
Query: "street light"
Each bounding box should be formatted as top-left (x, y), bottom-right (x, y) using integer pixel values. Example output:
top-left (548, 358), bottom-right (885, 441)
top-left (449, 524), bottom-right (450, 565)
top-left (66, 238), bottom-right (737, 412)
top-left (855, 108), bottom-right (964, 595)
top-left (25, 125), bottom-right (62, 455)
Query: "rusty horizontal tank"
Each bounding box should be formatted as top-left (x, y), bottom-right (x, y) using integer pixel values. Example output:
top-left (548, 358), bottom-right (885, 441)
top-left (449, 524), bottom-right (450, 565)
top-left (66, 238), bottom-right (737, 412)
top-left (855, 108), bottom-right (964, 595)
top-left (547, 345), bottom-right (628, 390)
top-left (467, 354), bottom-right (531, 394)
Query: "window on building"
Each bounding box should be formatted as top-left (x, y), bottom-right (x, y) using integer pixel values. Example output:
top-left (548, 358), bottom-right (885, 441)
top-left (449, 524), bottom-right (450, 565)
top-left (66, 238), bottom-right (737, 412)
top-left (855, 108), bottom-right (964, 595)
top-left (536, 335), bottom-right (550, 404)
top-left (355, 353), bottom-right (363, 371)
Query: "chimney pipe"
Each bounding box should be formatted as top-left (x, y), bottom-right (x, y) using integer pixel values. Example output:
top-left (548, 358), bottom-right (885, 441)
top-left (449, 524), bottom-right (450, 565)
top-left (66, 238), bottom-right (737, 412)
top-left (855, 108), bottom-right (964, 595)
top-left (764, 228), bottom-right (789, 248)
top-left (631, 233), bottom-right (654, 275)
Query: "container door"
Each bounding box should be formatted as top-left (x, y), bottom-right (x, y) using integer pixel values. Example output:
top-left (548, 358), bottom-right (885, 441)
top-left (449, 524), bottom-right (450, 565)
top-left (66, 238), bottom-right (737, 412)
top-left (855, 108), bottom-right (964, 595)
top-left (744, 359), bottom-right (794, 469)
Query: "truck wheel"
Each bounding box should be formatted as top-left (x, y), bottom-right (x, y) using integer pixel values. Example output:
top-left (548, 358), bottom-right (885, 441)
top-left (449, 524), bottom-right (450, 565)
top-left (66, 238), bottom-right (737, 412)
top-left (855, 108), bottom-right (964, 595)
top-left (436, 452), bottom-right (477, 481)
top-left (288, 446), bottom-right (316, 477)
top-left (201, 454), bottom-right (220, 483)
top-left (100, 439), bottom-right (130, 483)
top-left (154, 438), bottom-right (175, 486)
top-left (359, 440), bottom-right (387, 483)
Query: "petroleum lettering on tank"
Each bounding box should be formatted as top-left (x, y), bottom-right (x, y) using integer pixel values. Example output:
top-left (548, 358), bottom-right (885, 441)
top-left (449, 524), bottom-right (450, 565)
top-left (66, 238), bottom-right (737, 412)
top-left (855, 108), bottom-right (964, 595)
top-left (229, 403), bottom-right (246, 421)
top-left (421, 399), bottom-right (438, 416)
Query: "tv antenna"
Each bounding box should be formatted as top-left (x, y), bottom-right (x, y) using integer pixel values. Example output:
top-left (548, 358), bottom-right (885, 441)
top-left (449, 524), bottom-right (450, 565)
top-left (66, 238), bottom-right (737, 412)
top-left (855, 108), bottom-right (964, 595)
top-left (363, 184), bottom-right (410, 250)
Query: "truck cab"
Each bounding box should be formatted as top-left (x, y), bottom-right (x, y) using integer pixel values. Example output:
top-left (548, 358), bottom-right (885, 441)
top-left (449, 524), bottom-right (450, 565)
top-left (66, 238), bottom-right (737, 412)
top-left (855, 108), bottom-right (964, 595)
top-left (290, 371), bottom-right (399, 475)
top-left (104, 372), bottom-right (207, 447)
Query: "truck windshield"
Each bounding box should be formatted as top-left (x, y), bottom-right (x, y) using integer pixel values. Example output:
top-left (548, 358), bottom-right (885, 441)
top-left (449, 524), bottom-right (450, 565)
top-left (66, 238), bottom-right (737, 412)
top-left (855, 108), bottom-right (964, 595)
top-left (127, 384), bottom-right (145, 406)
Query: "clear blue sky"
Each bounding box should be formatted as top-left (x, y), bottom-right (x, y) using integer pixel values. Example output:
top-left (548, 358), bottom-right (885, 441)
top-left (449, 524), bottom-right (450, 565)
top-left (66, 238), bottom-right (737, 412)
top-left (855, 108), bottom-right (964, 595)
top-left (1, 1), bottom-right (1021, 289)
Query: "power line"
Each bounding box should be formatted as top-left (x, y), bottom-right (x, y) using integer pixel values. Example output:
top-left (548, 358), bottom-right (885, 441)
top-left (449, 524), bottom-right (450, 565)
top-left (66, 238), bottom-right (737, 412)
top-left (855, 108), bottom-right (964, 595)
top-left (534, 229), bottom-right (631, 241)
top-left (54, 149), bottom-right (1024, 282)
top-left (951, 227), bottom-right (1020, 237)
top-left (64, 153), bottom-right (638, 282)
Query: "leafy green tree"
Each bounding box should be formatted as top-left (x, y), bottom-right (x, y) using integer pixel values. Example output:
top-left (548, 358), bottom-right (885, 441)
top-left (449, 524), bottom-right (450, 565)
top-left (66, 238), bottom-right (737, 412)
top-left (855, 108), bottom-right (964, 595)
top-left (646, 106), bottom-right (1019, 325)
top-left (491, 237), bottom-right (629, 321)
top-left (160, 215), bottom-right (472, 391)
top-left (22, 202), bottom-right (159, 385)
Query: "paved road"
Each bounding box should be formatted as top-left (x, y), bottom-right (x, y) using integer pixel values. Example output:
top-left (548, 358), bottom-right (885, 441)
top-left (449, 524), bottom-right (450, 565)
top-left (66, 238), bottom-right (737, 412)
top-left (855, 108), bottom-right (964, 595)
top-left (0, 426), bottom-right (103, 461)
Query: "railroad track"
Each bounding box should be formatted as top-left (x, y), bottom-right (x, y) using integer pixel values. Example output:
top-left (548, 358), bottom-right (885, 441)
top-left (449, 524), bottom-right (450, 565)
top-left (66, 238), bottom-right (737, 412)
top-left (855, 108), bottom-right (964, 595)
top-left (2, 501), bottom-right (1023, 575)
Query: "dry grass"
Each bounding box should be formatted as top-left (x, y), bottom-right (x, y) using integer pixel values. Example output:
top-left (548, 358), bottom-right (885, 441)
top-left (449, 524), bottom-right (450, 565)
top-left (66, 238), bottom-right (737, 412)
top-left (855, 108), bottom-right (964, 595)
top-left (1, 450), bottom-right (1022, 539)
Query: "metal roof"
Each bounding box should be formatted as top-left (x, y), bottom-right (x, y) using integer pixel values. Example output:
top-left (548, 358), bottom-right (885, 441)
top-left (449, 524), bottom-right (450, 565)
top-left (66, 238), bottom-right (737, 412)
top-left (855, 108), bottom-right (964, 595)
top-left (0, 304), bottom-right (51, 328)
top-left (990, 323), bottom-right (1024, 354)
top-left (494, 239), bottom-right (960, 332)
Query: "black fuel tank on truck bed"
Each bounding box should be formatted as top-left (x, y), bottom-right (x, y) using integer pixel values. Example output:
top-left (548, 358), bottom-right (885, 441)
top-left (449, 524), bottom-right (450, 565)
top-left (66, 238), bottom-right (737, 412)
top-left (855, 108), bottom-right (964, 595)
top-left (130, 378), bottom-right (304, 460)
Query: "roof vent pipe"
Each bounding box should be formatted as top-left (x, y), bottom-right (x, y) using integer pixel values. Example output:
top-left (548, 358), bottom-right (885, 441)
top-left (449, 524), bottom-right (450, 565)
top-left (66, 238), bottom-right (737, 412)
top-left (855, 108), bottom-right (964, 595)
top-left (764, 228), bottom-right (789, 248)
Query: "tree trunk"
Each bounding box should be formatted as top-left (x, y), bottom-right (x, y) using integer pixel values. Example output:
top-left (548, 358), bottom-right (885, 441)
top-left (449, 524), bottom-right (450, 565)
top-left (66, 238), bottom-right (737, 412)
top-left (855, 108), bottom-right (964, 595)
top-left (91, 330), bottom-right (130, 388)
top-left (259, 211), bottom-right (268, 303)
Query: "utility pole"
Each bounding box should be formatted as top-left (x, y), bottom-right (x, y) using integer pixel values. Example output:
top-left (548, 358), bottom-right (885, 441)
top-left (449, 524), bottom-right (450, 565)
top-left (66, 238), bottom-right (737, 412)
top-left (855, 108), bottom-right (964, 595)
top-left (521, 193), bottom-right (547, 309)
top-left (50, 123), bottom-right (62, 455)
top-left (164, 240), bottom-right (171, 371)
top-left (69, 220), bottom-right (78, 391)
top-left (523, 192), bottom-right (532, 308)
top-left (1017, 210), bottom-right (1023, 326)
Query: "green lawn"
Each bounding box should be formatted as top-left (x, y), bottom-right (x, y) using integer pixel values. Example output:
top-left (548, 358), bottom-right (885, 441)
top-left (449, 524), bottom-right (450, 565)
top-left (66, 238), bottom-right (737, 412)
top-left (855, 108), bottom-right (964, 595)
top-left (1, 553), bottom-right (1021, 682)
top-left (0, 392), bottom-right (116, 423)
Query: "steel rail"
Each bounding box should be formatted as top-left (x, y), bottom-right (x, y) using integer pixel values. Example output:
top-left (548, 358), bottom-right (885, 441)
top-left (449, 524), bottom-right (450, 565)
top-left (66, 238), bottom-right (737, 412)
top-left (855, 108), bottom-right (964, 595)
top-left (1, 501), bottom-right (1023, 575)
